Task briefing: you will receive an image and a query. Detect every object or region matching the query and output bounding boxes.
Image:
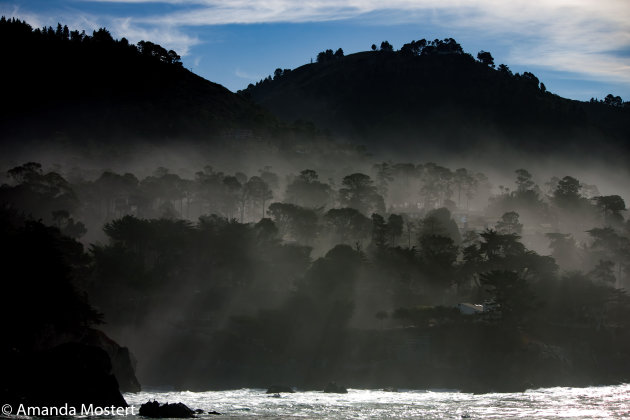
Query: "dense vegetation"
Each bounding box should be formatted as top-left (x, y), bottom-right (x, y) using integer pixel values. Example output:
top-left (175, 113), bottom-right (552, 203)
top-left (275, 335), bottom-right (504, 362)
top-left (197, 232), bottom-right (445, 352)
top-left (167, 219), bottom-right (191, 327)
top-left (2, 159), bottom-right (629, 391)
top-left (0, 17), bottom-right (322, 149)
top-left (2, 17), bottom-right (629, 394)
top-left (243, 39), bottom-right (630, 157)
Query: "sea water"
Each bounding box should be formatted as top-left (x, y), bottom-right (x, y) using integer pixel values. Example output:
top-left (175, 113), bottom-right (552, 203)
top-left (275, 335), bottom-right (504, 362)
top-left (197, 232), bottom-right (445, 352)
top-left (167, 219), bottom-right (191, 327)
top-left (122, 384), bottom-right (630, 419)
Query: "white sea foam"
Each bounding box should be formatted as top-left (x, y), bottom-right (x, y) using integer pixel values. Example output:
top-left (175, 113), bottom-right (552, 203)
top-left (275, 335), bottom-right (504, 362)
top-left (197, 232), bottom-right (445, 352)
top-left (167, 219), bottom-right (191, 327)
top-left (121, 384), bottom-right (630, 419)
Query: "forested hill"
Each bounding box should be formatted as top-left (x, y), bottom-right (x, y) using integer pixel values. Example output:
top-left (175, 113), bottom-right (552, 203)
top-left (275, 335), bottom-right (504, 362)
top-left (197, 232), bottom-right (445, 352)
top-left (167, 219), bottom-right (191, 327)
top-left (242, 39), bottom-right (630, 156)
top-left (0, 17), bottom-right (285, 146)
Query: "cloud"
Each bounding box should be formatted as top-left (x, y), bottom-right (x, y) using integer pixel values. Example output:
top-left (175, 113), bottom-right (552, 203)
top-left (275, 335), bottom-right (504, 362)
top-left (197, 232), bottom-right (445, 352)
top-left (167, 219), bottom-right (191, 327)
top-left (428, 1), bottom-right (630, 83)
top-left (109, 17), bottom-right (200, 55)
top-left (0, 3), bottom-right (200, 56)
top-left (1, 3), bottom-right (105, 32)
top-left (5, 0), bottom-right (630, 85)
top-left (235, 68), bottom-right (262, 81)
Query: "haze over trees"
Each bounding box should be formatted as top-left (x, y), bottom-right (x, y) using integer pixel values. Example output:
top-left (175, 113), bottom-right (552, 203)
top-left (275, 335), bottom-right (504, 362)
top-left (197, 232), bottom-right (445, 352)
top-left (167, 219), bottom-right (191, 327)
top-left (2, 154), bottom-right (629, 391)
top-left (1, 16), bottom-right (630, 396)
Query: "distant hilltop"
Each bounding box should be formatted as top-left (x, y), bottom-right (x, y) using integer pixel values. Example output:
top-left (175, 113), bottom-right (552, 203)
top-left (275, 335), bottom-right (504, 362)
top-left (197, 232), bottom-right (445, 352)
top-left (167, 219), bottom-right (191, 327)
top-left (1, 17), bottom-right (628, 162)
top-left (242, 38), bottom-right (630, 157)
top-left (0, 17), bottom-right (290, 146)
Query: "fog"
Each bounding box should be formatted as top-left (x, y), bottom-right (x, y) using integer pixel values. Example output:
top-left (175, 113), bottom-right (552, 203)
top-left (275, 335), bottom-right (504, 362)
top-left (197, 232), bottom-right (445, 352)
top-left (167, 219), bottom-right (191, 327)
top-left (2, 135), bottom-right (629, 392)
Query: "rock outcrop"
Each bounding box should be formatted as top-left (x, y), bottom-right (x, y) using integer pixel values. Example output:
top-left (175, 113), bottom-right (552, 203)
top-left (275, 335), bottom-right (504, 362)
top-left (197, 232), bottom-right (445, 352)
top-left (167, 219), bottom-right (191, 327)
top-left (139, 401), bottom-right (196, 418)
top-left (323, 382), bottom-right (348, 393)
top-left (1, 342), bottom-right (128, 409)
top-left (266, 385), bottom-right (295, 393)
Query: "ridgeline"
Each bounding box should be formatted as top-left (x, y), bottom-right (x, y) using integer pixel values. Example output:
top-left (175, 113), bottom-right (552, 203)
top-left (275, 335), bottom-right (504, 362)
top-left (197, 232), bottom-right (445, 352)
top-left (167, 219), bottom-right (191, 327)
top-left (243, 39), bottom-right (630, 156)
top-left (0, 17), bottom-right (293, 147)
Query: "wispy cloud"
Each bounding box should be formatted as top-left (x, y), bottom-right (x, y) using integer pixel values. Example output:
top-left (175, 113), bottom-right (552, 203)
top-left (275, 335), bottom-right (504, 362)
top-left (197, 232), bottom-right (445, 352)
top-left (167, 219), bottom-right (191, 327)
top-left (72, 0), bottom-right (630, 83)
top-left (0, 3), bottom-right (200, 56)
top-left (109, 17), bottom-right (200, 55)
top-left (428, 1), bottom-right (630, 84)
top-left (235, 68), bottom-right (262, 81)
top-left (4, 1), bottom-right (630, 85)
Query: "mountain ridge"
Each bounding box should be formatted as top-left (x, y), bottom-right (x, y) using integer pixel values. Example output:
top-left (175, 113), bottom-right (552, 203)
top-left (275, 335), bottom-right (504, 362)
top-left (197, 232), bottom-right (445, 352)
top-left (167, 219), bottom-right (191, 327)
top-left (0, 17), bottom-right (298, 148)
top-left (242, 40), bottom-right (629, 157)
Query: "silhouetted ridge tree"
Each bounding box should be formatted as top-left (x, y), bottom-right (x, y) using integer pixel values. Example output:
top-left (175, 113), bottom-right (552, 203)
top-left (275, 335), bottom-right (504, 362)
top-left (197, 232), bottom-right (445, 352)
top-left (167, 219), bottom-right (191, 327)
top-left (0, 18), bottom-right (182, 68)
top-left (0, 16), bottom-right (288, 145)
top-left (477, 50), bottom-right (494, 67)
top-left (400, 38), bottom-right (463, 56)
top-left (138, 40), bottom-right (182, 65)
top-left (317, 48), bottom-right (344, 63)
top-left (379, 41), bottom-right (393, 52)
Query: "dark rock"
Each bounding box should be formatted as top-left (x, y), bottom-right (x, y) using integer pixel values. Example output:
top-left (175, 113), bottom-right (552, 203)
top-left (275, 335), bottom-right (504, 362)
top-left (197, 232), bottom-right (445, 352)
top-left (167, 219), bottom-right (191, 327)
top-left (1, 342), bottom-right (128, 408)
top-left (139, 401), bottom-right (195, 418)
top-left (46, 343), bottom-right (128, 407)
top-left (79, 329), bottom-right (141, 393)
top-left (323, 382), bottom-right (348, 394)
top-left (32, 326), bottom-right (140, 393)
top-left (266, 384), bottom-right (295, 393)
top-left (194, 409), bottom-right (204, 414)
top-left (208, 410), bottom-right (221, 415)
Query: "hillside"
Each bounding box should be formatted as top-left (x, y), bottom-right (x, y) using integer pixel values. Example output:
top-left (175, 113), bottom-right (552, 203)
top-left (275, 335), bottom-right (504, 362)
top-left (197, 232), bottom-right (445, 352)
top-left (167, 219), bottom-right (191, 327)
top-left (0, 18), bottom-right (283, 147)
top-left (243, 39), bottom-right (630, 157)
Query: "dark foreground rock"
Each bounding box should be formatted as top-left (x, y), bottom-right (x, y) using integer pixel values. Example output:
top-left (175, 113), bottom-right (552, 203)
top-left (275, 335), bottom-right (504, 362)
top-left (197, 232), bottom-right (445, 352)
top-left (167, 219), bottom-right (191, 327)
top-left (266, 384), bottom-right (295, 393)
top-left (37, 327), bottom-right (141, 393)
top-left (1, 342), bottom-right (128, 408)
top-left (79, 329), bottom-right (141, 392)
top-left (324, 382), bottom-right (348, 393)
top-left (139, 401), bottom-right (195, 418)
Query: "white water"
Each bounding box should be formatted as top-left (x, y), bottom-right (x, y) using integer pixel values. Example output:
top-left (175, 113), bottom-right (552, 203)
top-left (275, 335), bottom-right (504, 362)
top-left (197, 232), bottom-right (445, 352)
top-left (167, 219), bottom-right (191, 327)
top-left (124, 384), bottom-right (630, 419)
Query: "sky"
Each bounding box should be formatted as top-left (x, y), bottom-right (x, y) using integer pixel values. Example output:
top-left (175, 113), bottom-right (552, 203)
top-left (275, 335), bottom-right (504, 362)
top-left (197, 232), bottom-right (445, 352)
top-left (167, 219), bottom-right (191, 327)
top-left (2, 0), bottom-right (630, 101)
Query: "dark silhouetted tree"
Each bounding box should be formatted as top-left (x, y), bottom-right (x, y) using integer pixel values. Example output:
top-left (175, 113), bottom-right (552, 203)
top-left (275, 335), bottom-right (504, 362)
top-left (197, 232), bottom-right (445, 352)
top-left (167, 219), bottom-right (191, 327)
top-left (496, 211), bottom-right (523, 235)
top-left (324, 208), bottom-right (371, 244)
top-left (371, 213), bottom-right (387, 249)
top-left (593, 195), bottom-right (625, 226)
top-left (268, 202), bottom-right (319, 244)
top-left (477, 50), bottom-right (494, 67)
top-left (245, 176), bottom-right (273, 220)
top-left (419, 208), bottom-right (461, 244)
top-left (339, 173), bottom-right (385, 216)
top-left (285, 169), bottom-right (332, 208)
top-left (387, 214), bottom-right (404, 246)
top-left (553, 176), bottom-right (583, 209)
top-left (480, 270), bottom-right (536, 326)
top-left (380, 41), bottom-right (393, 52)
top-left (604, 94), bottom-right (623, 107)
top-left (498, 63), bottom-right (512, 75)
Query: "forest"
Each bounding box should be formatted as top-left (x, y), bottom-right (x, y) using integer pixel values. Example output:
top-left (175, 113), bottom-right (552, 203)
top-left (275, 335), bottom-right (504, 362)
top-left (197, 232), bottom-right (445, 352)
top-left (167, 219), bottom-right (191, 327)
top-left (2, 157), bottom-right (629, 392)
top-left (1, 15), bottom-right (630, 402)
top-left (0, 17), bottom-right (301, 147)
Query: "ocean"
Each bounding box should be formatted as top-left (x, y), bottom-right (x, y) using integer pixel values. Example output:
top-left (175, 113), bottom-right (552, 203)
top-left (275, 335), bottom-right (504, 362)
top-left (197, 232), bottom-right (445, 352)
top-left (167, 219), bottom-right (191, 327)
top-left (122, 384), bottom-right (630, 419)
